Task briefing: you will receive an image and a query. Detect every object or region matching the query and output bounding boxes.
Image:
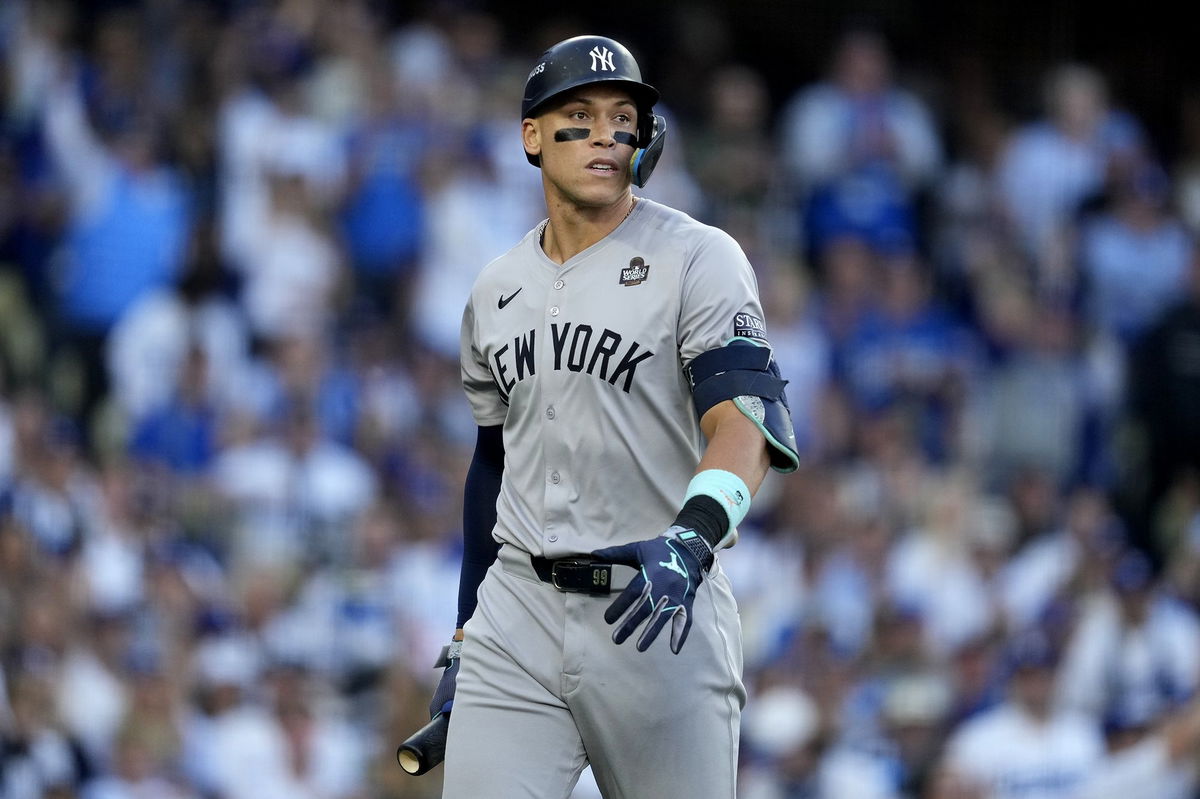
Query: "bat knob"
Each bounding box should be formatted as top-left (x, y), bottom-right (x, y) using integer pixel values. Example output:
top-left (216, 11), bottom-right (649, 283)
top-left (397, 713), bottom-right (450, 776)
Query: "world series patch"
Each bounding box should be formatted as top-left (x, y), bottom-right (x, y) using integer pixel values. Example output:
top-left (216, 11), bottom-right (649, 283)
top-left (620, 257), bottom-right (650, 286)
top-left (733, 311), bottom-right (768, 341)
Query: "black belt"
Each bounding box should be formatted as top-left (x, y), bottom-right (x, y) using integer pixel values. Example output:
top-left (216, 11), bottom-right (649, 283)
top-left (530, 556), bottom-right (615, 595)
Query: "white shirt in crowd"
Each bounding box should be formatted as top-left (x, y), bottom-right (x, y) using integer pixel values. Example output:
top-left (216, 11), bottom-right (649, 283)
top-left (107, 288), bottom-right (252, 419)
top-left (1057, 592), bottom-right (1200, 719)
top-left (942, 702), bottom-right (1104, 799)
top-left (210, 435), bottom-right (378, 570)
top-left (1075, 736), bottom-right (1197, 799)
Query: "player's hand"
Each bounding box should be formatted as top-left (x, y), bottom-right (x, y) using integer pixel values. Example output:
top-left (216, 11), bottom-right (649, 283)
top-left (428, 638), bottom-right (462, 718)
top-left (592, 526), bottom-right (714, 654)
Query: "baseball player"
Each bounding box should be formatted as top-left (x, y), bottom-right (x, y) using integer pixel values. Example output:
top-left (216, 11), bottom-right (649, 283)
top-left (427, 34), bottom-right (799, 799)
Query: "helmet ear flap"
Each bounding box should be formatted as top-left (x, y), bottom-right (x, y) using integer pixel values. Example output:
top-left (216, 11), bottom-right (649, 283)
top-left (630, 114), bottom-right (666, 188)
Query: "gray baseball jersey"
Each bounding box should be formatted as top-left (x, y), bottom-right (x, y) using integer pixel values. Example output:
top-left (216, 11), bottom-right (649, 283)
top-left (444, 196), bottom-right (765, 799)
top-left (460, 196), bottom-right (769, 554)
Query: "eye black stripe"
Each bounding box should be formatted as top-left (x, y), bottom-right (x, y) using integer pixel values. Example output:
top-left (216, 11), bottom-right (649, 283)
top-left (613, 132), bottom-right (638, 146)
top-left (554, 128), bottom-right (590, 141)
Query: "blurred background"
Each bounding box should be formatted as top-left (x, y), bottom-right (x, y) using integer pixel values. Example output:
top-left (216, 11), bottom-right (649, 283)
top-left (1, 1), bottom-right (1199, 797)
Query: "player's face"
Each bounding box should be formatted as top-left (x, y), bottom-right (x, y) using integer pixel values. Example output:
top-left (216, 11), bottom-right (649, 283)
top-left (525, 85), bottom-right (638, 209)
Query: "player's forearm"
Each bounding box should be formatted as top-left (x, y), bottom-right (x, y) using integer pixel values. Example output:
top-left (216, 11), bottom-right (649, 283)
top-left (670, 400), bottom-right (771, 551)
top-left (697, 400), bottom-right (771, 496)
top-left (457, 425), bottom-right (504, 628)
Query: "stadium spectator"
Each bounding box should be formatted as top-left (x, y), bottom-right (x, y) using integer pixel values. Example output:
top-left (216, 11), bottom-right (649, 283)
top-left (106, 217), bottom-right (250, 425)
top-left (1057, 548), bottom-right (1200, 722)
top-left (864, 670), bottom-right (957, 797)
top-left (0, 667), bottom-right (90, 798)
top-left (928, 63), bottom-right (1015, 317)
top-left (1074, 688), bottom-right (1200, 799)
top-left (1077, 160), bottom-right (1193, 348)
top-left (126, 344), bottom-right (222, 477)
top-left (248, 331), bottom-right (362, 449)
top-left (757, 267), bottom-right (832, 460)
top-left (966, 296), bottom-right (1098, 488)
top-left (80, 716), bottom-right (198, 799)
top-left (54, 608), bottom-right (135, 770)
top-left (7, 412), bottom-right (99, 558)
top-left (406, 105), bottom-right (543, 360)
top-left (999, 484), bottom-right (1125, 632)
top-left (932, 630), bottom-right (1105, 799)
top-left (778, 23), bottom-right (943, 260)
top-left (738, 684), bottom-right (828, 799)
top-left (942, 632), bottom-right (1007, 728)
top-left (40, 47), bottom-right (190, 432)
top-left (810, 234), bottom-right (885, 420)
top-left (180, 631), bottom-right (272, 799)
top-left (684, 62), bottom-right (779, 234)
top-left (809, 470), bottom-right (895, 656)
top-left (233, 153), bottom-right (345, 347)
top-left (886, 474), bottom-right (1015, 657)
top-left (839, 249), bottom-right (977, 462)
top-left (994, 63), bottom-right (1148, 296)
top-left (214, 8), bottom-right (346, 278)
top-left (337, 55), bottom-right (430, 327)
top-left (208, 397), bottom-right (377, 573)
top-left (265, 662), bottom-right (369, 799)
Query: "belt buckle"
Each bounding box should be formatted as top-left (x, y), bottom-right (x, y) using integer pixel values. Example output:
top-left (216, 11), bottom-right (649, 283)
top-left (550, 560), bottom-right (613, 595)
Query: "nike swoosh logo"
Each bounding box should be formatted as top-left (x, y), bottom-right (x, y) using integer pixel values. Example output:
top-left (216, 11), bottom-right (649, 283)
top-left (498, 288), bottom-right (522, 309)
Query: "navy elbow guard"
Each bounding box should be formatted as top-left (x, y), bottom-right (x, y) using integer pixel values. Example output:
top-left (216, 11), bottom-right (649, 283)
top-left (686, 339), bottom-right (800, 473)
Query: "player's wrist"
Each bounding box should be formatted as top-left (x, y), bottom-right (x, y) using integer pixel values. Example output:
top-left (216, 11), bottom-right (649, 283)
top-left (671, 496), bottom-right (726, 553)
top-left (683, 469), bottom-right (751, 549)
top-left (665, 525), bottom-right (715, 572)
top-left (437, 637), bottom-right (464, 668)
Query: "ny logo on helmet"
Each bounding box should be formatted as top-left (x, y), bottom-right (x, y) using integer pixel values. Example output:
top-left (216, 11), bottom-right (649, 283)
top-left (589, 46), bottom-right (615, 72)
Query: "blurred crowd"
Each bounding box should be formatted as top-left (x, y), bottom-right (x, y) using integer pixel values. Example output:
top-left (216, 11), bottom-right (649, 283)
top-left (1, 1), bottom-right (1199, 798)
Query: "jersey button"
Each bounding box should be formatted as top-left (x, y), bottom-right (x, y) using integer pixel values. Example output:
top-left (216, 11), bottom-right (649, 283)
top-left (550, 471), bottom-right (561, 484)
top-left (548, 534), bottom-right (559, 542)
top-left (546, 406), bottom-right (555, 419)
top-left (553, 279), bottom-right (565, 290)
top-left (550, 306), bottom-right (560, 316)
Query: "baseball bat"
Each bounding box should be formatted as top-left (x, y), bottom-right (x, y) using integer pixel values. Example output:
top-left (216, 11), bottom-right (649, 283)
top-left (396, 712), bottom-right (449, 775)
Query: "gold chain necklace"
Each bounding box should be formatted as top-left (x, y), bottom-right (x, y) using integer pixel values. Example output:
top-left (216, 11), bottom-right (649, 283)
top-left (540, 196), bottom-right (637, 248)
top-left (622, 195), bottom-right (637, 221)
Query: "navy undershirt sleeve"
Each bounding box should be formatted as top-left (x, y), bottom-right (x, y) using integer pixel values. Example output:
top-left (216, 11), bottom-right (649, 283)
top-left (457, 424), bottom-right (504, 628)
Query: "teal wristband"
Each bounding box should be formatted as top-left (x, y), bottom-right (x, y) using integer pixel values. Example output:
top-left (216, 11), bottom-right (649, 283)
top-left (685, 469), bottom-right (751, 545)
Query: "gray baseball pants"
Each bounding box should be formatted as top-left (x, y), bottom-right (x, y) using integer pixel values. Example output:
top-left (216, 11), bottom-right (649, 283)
top-left (441, 543), bottom-right (745, 799)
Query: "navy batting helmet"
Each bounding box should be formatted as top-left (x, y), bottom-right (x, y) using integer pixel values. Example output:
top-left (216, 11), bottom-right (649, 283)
top-left (521, 35), bottom-right (663, 181)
